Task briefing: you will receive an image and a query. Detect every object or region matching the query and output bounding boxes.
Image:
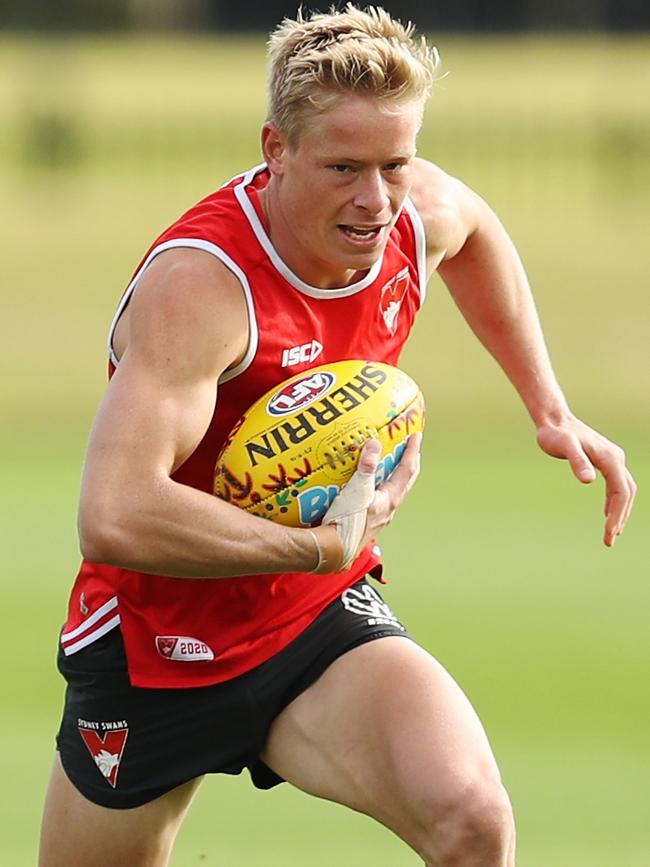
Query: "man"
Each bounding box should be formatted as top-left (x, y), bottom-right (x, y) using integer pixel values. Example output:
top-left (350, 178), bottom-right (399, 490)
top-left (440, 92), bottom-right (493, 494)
top-left (39, 6), bottom-right (635, 866)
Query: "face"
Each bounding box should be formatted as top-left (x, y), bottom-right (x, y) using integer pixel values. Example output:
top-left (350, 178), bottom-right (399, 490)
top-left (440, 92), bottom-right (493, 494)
top-left (262, 93), bottom-right (420, 289)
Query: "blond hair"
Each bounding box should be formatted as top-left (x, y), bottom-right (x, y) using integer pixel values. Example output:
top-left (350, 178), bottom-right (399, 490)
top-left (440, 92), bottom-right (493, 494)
top-left (267, 4), bottom-right (440, 145)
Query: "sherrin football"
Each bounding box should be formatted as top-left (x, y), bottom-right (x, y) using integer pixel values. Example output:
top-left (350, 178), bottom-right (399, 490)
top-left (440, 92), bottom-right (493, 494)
top-left (213, 360), bottom-right (425, 527)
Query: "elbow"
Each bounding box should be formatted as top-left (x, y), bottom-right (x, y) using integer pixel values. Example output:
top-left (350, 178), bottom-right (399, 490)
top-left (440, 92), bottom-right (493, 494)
top-left (78, 508), bottom-right (135, 567)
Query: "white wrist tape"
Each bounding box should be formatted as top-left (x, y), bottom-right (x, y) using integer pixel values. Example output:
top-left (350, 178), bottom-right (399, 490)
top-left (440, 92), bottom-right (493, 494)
top-left (323, 467), bottom-right (376, 571)
top-left (306, 529), bottom-right (325, 573)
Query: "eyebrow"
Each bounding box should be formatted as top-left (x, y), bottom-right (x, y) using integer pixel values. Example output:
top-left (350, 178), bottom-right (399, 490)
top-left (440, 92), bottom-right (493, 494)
top-left (324, 153), bottom-right (416, 165)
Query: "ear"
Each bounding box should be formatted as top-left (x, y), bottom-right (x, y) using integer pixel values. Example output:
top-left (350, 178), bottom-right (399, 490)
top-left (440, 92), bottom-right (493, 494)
top-left (261, 122), bottom-right (287, 176)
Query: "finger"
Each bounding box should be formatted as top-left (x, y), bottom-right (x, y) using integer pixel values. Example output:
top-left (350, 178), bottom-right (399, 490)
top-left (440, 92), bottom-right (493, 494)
top-left (605, 516), bottom-right (623, 547)
top-left (376, 432), bottom-right (422, 494)
top-left (402, 430), bottom-right (422, 460)
top-left (621, 470), bottom-right (638, 527)
top-left (357, 438), bottom-right (382, 475)
top-left (603, 483), bottom-right (625, 546)
top-left (603, 474), bottom-right (632, 544)
top-left (604, 468), bottom-right (637, 546)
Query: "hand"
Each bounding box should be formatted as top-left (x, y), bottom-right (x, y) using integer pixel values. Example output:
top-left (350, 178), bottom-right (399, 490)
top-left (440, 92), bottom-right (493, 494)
top-left (313, 433), bottom-right (422, 572)
top-left (536, 415), bottom-right (636, 547)
top-left (360, 431), bottom-right (422, 548)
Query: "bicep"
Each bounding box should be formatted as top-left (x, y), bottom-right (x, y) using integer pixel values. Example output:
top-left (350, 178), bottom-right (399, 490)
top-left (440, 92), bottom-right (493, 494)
top-left (83, 357), bottom-right (218, 497)
top-left (79, 250), bottom-right (247, 516)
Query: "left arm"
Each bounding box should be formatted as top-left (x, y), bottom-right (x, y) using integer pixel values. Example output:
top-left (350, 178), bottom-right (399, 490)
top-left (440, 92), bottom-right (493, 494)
top-left (409, 158), bottom-right (636, 546)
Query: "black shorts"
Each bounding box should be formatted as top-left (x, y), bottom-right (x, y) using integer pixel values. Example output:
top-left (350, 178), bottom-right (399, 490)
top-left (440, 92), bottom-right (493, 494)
top-left (56, 578), bottom-right (411, 809)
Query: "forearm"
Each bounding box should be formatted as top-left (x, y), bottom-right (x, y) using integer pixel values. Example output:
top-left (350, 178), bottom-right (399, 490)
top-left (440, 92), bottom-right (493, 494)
top-left (79, 475), bottom-right (341, 578)
top-left (438, 207), bottom-right (570, 427)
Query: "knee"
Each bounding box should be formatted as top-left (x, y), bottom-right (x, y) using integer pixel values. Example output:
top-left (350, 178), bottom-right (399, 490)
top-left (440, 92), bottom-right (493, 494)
top-left (423, 776), bottom-right (515, 867)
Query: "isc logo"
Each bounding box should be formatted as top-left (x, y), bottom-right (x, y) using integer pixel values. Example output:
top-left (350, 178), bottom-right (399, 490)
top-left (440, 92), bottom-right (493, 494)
top-left (281, 339), bottom-right (323, 368)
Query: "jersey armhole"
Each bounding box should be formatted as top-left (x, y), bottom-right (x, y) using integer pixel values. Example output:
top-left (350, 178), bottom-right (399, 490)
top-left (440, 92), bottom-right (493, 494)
top-left (402, 197), bottom-right (428, 306)
top-left (106, 238), bottom-right (259, 383)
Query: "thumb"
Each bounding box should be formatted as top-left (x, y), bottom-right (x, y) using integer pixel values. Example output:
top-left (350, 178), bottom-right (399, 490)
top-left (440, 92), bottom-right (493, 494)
top-left (538, 426), bottom-right (596, 485)
top-left (357, 438), bottom-right (381, 475)
top-left (569, 450), bottom-right (597, 484)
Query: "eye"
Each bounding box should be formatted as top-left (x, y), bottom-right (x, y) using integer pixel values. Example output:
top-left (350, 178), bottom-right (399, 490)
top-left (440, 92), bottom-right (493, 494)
top-left (384, 162), bottom-right (403, 173)
top-left (329, 163), bottom-right (358, 175)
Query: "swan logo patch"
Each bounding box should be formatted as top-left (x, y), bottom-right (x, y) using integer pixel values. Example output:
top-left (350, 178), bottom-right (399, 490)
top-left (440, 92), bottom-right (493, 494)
top-left (155, 636), bottom-right (215, 661)
top-left (379, 267), bottom-right (410, 335)
top-left (77, 719), bottom-right (129, 788)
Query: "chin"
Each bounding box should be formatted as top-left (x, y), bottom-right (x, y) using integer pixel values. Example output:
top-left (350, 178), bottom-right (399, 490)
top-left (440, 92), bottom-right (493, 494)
top-left (345, 244), bottom-right (384, 266)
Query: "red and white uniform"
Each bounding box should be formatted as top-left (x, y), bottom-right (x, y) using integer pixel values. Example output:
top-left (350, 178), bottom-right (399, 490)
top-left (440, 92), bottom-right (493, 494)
top-left (60, 165), bottom-right (428, 688)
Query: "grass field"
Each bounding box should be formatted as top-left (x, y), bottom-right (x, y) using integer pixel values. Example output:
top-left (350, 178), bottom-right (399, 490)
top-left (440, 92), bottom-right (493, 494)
top-left (1, 33), bottom-right (649, 866)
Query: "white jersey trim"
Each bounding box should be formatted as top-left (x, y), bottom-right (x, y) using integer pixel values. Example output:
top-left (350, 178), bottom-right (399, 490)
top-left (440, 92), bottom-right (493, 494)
top-left (233, 164), bottom-right (385, 300)
top-left (62, 614), bottom-right (122, 656)
top-left (61, 596), bottom-right (121, 655)
top-left (106, 238), bottom-right (259, 384)
top-left (222, 163), bottom-right (264, 188)
top-left (61, 595), bottom-right (118, 642)
top-left (402, 196), bottom-right (428, 306)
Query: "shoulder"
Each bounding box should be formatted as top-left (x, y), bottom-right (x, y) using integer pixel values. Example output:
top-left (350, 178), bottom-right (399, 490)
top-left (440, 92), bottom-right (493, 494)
top-left (407, 158), bottom-right (483, 263)
top-left (118, 247), bottom-right (249, 381)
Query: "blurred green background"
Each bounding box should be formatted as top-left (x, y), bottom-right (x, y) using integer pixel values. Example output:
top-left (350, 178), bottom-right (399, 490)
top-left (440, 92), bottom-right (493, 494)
top-left (1, 31), bottom-right (649, 866)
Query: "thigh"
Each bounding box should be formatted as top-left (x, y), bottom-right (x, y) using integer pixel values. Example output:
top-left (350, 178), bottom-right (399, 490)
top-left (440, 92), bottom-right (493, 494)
top-left (260, 636), bottom-right (504, 849)
top-left (39, 754), bottom-right (202, 867)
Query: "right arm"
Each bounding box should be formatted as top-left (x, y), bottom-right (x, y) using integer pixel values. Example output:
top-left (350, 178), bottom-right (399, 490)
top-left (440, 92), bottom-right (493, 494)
top-left (78, 249), bottom-right (417, 578)
top-left (79, 248), bottom-right (333, 577)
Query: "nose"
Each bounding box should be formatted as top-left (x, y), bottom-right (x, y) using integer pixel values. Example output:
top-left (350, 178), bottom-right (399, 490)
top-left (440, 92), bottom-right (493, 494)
top-left (353, 169), bottom-right (390, 216)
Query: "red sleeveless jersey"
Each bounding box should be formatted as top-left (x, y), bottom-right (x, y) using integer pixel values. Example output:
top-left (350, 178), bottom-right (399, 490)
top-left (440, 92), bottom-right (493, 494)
top-left (60, 165), bottom-right (428, 688)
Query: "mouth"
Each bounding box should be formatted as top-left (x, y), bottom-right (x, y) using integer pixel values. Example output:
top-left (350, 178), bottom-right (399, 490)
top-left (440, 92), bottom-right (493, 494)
top-left (338, 224), bottom-right (385, 245)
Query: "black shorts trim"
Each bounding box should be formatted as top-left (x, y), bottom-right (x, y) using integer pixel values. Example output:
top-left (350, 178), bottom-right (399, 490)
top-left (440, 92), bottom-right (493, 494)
top-left (55, 578), bottom-right (411, 808)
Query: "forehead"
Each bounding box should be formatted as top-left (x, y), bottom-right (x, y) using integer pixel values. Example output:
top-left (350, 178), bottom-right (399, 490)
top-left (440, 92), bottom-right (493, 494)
top-left (294, 93), bottom-right (420, 158)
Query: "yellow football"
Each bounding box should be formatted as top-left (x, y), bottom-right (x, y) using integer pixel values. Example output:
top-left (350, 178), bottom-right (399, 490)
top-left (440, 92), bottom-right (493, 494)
top-left (213, 360), bottom-right (425, 527)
